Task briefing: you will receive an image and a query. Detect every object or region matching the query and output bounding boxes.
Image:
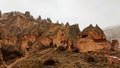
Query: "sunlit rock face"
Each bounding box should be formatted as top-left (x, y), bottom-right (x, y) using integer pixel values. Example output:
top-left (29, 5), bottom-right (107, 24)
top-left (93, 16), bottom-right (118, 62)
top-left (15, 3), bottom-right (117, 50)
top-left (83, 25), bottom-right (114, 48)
top-left (111, 40), bottom-right (119, 51)
top-left (77, 38), bottom-right (111, 52)
top-left (36, 35), bottom-right (52, 47)
top-left (66, 24), bottom-right (81, 47)
top-left (53, 30), bottom-right (67, 48)
top-left (0, 11), bottom-right (119, 64)
top-left (77, 24), bottom-right (112, 52)
top-left (79, 24), bottom-right (106, 40)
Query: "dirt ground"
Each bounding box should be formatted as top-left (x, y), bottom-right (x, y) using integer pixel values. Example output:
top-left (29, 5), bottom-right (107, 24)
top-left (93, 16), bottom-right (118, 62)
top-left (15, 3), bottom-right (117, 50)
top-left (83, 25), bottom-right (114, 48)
top-left (6, 48), bottom-right (120, 68)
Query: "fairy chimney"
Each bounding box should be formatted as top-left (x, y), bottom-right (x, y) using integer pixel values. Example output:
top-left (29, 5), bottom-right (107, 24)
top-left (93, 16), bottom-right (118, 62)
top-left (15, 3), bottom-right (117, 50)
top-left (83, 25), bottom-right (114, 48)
top-left (80, 24), bottom-right (106, 40)
top-left (25, 11), bottom-right (30, 17)
top-left (36, 15), bottom-right (41, 23)
top-left (68, 24), bottom-right (80, 36)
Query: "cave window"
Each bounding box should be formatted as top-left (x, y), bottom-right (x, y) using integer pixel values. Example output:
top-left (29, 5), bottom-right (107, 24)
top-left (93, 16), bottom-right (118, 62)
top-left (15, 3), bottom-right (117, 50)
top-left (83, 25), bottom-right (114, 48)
top-left (26, 48), bottom-right (29, 51)
top-left (82, 35), bottom-right (88, 38)
top-left (61, 33), bottom-right (64, 36)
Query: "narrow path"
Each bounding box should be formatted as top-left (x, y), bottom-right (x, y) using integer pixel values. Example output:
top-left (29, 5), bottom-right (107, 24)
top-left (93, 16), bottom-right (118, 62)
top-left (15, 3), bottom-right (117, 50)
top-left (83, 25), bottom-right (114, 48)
top-left (36, 48), bottom-right (57, 59)
top-left (7, 55), bottom-right (28, 68)
top-left (7, 48), bottom-right (57, 68)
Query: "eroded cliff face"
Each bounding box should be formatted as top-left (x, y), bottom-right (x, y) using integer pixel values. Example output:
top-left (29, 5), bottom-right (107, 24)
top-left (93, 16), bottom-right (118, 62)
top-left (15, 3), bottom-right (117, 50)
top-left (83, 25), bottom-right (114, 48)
top-left (76, 24), bottom-right (112, 52)
top-left (0, 11), bottom-right (119, 67)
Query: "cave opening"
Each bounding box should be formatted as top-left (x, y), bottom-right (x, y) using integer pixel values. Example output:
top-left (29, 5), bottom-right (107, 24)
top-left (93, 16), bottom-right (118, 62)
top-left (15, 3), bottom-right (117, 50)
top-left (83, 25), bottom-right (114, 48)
top-left (82, 35), bottom-right (88, 38)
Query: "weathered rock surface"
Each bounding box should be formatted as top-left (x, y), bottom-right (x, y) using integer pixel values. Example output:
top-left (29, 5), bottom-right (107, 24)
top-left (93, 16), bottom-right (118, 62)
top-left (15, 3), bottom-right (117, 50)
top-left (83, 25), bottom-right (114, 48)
top-left (80, 24), bottom-right (106, 40)
top-left (77, 38), bottom-right (111, 52)
top-left (0, 11), bottom-right (119, 67)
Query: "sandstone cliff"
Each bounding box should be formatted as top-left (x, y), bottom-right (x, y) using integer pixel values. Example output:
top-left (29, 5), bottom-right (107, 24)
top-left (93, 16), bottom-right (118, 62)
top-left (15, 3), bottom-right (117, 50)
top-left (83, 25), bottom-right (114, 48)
top-left (0, 11), bottom-right (119, 68)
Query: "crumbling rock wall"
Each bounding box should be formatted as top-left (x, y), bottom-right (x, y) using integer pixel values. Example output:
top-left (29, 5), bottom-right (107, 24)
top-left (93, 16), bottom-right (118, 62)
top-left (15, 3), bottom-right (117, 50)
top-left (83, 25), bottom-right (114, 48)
top-left (0, 11), bottom-right (119, 65)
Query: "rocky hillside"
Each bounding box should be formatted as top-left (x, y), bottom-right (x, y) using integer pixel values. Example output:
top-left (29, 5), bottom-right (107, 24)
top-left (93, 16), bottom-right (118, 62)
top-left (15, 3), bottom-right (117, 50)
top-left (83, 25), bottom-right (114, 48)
top-left (104, 25), bottom-right (120, 42)
top-left (0, 11), bottom-right (120, 68)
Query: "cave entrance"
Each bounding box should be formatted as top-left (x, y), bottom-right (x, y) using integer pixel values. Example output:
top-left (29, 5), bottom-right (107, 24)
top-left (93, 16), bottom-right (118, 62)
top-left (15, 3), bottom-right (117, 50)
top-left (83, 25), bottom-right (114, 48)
top-left (82, 35), bottom-right (88, 38)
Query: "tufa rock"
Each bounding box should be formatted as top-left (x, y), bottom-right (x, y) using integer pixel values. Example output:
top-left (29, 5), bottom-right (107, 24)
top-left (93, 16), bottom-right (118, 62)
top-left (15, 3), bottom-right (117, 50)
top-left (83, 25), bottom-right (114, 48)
top-left (80, 24), bottom-right (106, 40)
top-left (53, 30), bottom-right (67, 48)
top-left (111, 40), bottom-right (119, 51)
top-left (77, 38), bottom-right (111, 52)
top-left (25, 11), bottom-right (30, 17)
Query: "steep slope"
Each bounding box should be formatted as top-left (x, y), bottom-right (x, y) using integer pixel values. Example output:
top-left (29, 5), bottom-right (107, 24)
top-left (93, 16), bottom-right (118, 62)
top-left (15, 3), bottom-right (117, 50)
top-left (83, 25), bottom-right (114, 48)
top-left (0, 11), bottom-right (120, 68)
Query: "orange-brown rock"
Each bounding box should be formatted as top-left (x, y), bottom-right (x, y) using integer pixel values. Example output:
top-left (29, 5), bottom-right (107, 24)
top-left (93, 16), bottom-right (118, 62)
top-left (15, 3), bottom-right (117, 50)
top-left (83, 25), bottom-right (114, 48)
top-left (111, 40), bottom-right (119, 51)
top-left (0, 11), bottom-right (119, 66)
top-left (37, 35), bottom-right (52, 47)
top-left (18, 35), bottom-right (36, 54)
top-left (67, 24), bottom-right (80, 37)
top-left (67, 40), bottom-right (74, 51)
top-left (105, 54), bottom-right (120, 64)
top-left (24, 11), bottom-right (30, 17)
top-left (67, 24), bottom-right (81, 47)
top-left (19, 36), bottom-right (29, 54)
top-left (30, 35), bottom-right (52, 53)
top-left (77, 38), bottom-right (111, 52)
top-left (45, 23), bottom-right (61, 36)
top-left (53, 30), bottom-right (67, 48)
top-left (0, 51), bottom-right (3, 65)
top-left (80, 24), bottom-right (106, 40)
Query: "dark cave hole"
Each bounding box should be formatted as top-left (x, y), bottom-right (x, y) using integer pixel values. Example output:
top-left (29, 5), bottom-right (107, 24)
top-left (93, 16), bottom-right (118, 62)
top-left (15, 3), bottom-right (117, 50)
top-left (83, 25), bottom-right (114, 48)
top-left (44, 59), bottom-right (56, 66)
top-left (58, 46), bottom-right (66, 51)
top-left (86, 56), bottom-right (95, 62)
top-left (82, 35), bottom-right (88, 38)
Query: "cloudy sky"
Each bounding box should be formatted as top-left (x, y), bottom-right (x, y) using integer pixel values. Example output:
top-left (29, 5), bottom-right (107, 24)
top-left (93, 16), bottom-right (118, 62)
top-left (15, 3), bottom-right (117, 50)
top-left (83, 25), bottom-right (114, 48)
top-left (0, 0), bottom-right (120, 29)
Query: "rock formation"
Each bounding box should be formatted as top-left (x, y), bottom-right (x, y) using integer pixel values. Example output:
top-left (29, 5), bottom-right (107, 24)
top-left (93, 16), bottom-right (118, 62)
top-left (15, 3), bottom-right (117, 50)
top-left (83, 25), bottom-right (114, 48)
top-left (77, 24), bottom-right (112, 52)
top-left (0, 11), bottom-right (119, 67)
top-left (111, 40), bottom-right (119, 51)
top-left (77, 38), bottom-right (111, 52)
top-left (80, 24), bottom-right (106, 40)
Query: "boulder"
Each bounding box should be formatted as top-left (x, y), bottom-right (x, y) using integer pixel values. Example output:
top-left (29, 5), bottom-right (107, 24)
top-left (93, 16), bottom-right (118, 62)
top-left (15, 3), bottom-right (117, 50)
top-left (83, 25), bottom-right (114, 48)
top-left (111, 40), bottom-right (119, 51)
top-left (77, 38), bottom-right (111, 52)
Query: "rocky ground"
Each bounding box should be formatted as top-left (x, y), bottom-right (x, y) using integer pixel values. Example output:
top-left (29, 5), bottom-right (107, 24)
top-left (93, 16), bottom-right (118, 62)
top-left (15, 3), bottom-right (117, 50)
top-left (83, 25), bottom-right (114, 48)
top-left (5, 47), bottom-right (120, 68)
top-left (0, 11), bottom-right (120, 68)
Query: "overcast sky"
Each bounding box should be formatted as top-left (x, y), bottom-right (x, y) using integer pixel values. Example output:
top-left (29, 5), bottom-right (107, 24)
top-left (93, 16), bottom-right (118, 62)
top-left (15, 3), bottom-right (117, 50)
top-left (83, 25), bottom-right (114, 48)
top-left (0, 0), bottom-right (120, 29)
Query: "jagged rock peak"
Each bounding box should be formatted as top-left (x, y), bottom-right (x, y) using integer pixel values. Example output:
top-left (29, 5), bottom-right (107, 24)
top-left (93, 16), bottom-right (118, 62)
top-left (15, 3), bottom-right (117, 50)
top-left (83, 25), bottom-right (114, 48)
top-left (94, 24), bottom-right (104, 34)
top-left (81, 24), bottom-right (106, 40)
top-left (47, 18), bottom-right (52, 23)
top-left (65, 22), bottom-right (70, 28)
top-left (82, 24), bottom-right (94, 33)
top-left (37, 15), bottom-right (41, 21)
top-left (25, 11), bottom-right (30, 17)
top-left (65, 22), bottom-right (69, 26)
top-left (68, 24), bottom-right (81, 36)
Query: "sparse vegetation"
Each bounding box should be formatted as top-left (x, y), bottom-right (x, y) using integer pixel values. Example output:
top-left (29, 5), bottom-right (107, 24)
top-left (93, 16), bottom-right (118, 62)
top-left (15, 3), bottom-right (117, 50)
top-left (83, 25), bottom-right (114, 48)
top-left (0, 11), bottom-right (119, 68)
